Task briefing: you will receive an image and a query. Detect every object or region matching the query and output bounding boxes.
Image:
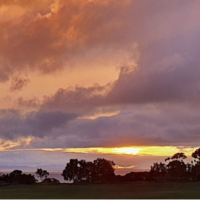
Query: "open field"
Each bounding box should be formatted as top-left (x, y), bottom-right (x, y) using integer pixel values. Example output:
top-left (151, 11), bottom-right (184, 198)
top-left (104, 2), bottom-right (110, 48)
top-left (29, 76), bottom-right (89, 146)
top-left (1, 182), bottom-right (200, 199)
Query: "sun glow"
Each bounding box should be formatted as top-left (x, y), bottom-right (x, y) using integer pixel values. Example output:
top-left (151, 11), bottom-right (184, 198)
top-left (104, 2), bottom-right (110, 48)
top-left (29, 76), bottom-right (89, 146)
top-left (38, 146), bottom-right (196, 157)
top-left (112, 147), bottom-right (141, 155)
top-left (63, 147), bottom-right (141, 155)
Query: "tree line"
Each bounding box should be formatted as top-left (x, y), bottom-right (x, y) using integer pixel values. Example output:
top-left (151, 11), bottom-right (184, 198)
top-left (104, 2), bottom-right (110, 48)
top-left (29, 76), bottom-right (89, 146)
top-left (1, 147), bottom-right (200, 185)
top-left (150, 148), bottom-right (200, 181)
top-left (61, 147), bottom-right (200, 183)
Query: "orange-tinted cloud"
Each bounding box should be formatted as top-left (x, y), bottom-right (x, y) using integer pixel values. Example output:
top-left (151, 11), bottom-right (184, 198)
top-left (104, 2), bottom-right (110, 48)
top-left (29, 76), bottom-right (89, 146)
top-left (0, 0), bottom-right (199, 83)
top-left (0, 0), bottom-right (132, 81)
top-left (16, 97), bottom-right (40, 109)
top-left (10, 76), bottom-right (30, 92)
top-left (1, 0), bottom-right (200, 152)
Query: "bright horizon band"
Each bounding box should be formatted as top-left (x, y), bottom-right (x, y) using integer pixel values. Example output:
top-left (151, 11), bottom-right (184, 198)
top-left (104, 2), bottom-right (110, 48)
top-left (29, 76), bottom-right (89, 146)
top-left (34, 146), bottom-right (196, 157)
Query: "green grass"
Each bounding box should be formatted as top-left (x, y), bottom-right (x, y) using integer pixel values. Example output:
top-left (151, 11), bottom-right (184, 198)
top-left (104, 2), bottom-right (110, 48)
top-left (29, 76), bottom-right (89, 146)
top-left (1, 182), bottom-right (200, 199)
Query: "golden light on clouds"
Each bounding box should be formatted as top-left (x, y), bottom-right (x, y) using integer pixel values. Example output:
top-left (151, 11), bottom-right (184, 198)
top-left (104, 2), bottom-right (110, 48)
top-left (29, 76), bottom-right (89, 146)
top-left (63, 147), bottom-right (141, 155)
top-left (78, 110), bottom-right (121, 120)
top-left (139, 146), bottom-right (195, 157)
top-left (0, 137), bottom-right (34, 151)
top-left (112, 147), bottom-right (141, 155)
top-left (39, 146), bottom-right (196, 157)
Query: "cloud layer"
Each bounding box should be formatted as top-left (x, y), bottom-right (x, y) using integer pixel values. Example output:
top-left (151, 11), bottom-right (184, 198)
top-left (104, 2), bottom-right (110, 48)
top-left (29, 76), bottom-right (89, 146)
top-left (0, 0), bottom-right (200, 152)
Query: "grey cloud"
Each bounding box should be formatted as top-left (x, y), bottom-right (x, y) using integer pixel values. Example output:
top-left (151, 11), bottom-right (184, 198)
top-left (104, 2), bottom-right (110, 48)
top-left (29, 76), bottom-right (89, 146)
top-left (32, 105), bottom-right (200, 148)
top-left (0, 109), bottom-right (23, 139)
top-left (0, 109), bottom-right (77, 140)
top-left (24, 104), bottom-right (200, 148)
top-left (41, 85), bottom-right (108, 113)
top-left (1, 104), bottom-right (200, 149)
top-left (26, 111), bottom-right (77, 137)
top-left (107, 61), bottom-right (200, 105)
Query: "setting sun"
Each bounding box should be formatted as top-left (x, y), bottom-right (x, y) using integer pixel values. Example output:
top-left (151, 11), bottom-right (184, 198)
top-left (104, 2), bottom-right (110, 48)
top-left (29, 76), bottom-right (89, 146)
top-left (112, 147), bottom-right (141, 155)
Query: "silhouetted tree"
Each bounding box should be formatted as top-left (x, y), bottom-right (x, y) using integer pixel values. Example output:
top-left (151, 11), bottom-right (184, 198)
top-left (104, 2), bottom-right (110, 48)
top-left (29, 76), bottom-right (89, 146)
top-left (18, 174), bottom-right (36, 184)
top-left (78, 160), bottom-right (95, 183)
top-left (191, 148), bottom-right (200, 181)
top-left (166, 152), bottom-right (187, 180)
top-left (150, 152), bottom-right (188, 181)
top-left (10, 170), bottom-right (22, 177)
top-left (62, 158), bottom-right (115, 183)
top-left (62, 159), bottom-right (80, 182)
top-left (93, 158), bottom-right (115, 182)
top-left (192, 148), bottom-right (200, 162)
top-left (171, 152), bottom-right (187, 161)
top-left (0, 170), bottom-right (36, 184)
top-left (35, 168), bottom-right (49, 181)
top-left (150, 162), bottom-right (167, 181)
top-left (167, 160), bottom-right (186, 180)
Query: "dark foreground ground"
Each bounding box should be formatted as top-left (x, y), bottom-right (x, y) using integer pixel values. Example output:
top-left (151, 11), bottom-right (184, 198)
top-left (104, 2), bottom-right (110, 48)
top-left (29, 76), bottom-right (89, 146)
top-left (1, 181), bottom-right (200, 199)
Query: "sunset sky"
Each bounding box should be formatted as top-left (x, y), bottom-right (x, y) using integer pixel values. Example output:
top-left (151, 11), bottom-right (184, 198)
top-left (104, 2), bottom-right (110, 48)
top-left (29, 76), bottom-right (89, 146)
top-left (0, 0), bottom-right (200, 173)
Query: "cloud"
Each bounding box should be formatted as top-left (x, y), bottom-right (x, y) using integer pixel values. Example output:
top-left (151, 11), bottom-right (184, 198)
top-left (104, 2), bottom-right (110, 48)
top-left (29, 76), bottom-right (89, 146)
top-left (1, 0), bottom-right (200, 151)
top-left (0, 0), bottom-right (132, 81)
top-left (10, 76), bottom-right (30, 92)
top-left (0, 105), bottom-right (200, 165)
top-left (0, 136), bottom-right (33, 151)
top-left (25, 104), bottom-right (200, 148)
top-left (0, 109), bottom-right (77, 140)
top-left (16, 97), bottom-right (40, 109)
top-left (107, 58), bottom-right (200, 105)
top-left (1, 0), bottom-right (199, 82)
top-left (41, 84), bottom-right (110, 113)
top-left (34, 15), bottom-right (200, 148)
top-left (26, 111), bottom-right (77, 137)
top-left (35, 1), bottom-right (200, 111)
top-left (41, 51), bottom-right (200, 113)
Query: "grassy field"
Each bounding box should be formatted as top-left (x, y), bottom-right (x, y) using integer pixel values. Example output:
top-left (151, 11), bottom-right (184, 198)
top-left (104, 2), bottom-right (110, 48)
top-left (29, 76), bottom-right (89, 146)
top-left (1, 181), bottom-right (200, 199)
